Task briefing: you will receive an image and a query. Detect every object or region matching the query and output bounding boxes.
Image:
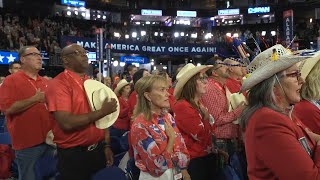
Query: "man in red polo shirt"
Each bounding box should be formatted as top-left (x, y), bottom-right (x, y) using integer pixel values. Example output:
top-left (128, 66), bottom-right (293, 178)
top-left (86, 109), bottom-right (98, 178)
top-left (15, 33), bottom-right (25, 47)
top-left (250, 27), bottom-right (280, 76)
top-left (46, 44), bottom-right (117, 180)
top-left (0, 46), bottom-right (54, 180)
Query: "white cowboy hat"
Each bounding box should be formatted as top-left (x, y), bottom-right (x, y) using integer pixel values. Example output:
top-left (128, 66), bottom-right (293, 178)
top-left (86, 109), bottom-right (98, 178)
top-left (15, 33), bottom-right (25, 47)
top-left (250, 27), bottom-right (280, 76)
top-left (84, 80), bottom-right (120, 129)
top-left (114, 79), bottom-right (130, 96)
top-left (228, 93), bottom-right (246, 112)
top-left (300, 50), bottom-right (320, 79)
top-left (174, 63), bottom-right (212, 99)
top-left (241, 45), bottom-right (314, 92)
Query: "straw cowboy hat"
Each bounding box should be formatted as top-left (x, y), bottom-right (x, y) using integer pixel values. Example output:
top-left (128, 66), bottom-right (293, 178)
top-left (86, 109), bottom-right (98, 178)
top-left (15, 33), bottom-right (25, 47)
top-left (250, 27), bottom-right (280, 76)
top-left (174, 63), bottom-right (212, 99)
top-left (299, 50), bottom-right (320, 79)
top-left (241, 44), bottom-right (314, 92)
top-left (114, 79), bottom-right (130, 96)
top-left (84, 79), bottom-right (120, 129)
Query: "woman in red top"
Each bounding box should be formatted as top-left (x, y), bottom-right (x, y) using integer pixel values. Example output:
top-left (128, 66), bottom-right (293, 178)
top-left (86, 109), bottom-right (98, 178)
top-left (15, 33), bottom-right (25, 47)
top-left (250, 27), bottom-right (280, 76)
top-left (173, 63), bottom-right (218, 180)
top-left (111, 79), bottom-right (131, 137)
top-left (131, 75), bottom-right (190, 180)
top-left (240, 45), bottom-right (320, 180)
top-left (294, 53), bottom-right (320, 134)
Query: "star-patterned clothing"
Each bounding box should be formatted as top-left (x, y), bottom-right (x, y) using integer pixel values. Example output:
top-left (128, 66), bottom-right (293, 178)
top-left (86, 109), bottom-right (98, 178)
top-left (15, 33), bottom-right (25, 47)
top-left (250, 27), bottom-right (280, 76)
top-left (131, 113), bottom-right (190, 177)
top-left (173, 99), bottom-right (214, 159)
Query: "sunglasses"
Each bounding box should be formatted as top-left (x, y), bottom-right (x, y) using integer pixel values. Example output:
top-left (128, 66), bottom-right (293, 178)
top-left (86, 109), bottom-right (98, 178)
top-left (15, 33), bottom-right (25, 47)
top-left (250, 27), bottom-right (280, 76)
top-left (198, 75), bottom-right (208, 83)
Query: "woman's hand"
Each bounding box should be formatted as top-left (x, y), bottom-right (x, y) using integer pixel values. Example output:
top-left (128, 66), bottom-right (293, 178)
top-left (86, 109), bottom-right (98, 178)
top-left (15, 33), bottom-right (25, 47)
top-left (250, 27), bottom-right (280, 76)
top-left (306, 128), bottom-right (320, 144)
top-left (164, 120), bottom-right (176, 140)
top-left (199, 104), bottom-right (209, 120)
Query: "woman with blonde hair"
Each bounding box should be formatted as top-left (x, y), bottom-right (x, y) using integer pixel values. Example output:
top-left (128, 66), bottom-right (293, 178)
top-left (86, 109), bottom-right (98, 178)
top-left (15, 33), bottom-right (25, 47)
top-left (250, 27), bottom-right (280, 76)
top-left (173, 63), bottom-right (218, 180)
top-left (240, 45), bottom-right (320, 179)
top-left (294, 52), bottom-right (320, 134)
top-left (130, 75), bottom-right (190, 180)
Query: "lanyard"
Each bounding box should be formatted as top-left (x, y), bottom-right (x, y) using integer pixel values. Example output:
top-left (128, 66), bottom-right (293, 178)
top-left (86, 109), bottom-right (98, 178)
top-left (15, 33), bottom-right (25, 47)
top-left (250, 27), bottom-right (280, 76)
top-left (64, 70), bottom-right (85, 91)
top-left (27, 78), bottom-right (48, 110)
top-left (211, 79), bottom-right (225, 93)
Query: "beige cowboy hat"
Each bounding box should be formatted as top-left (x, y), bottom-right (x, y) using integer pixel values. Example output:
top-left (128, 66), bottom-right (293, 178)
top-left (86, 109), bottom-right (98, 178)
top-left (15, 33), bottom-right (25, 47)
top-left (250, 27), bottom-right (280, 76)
top-left (241, 44), bottom-right (314, 92)
top-left (300, 50), bottom-right (320, 79)
top-left (84, 80), bottom-right (120, 129)
top-left (114, 79), bottom-right (130, 96)
top-left (228, 93), bottom-right (246, 112)
top-left (174, 63), bottom-right (212, 99)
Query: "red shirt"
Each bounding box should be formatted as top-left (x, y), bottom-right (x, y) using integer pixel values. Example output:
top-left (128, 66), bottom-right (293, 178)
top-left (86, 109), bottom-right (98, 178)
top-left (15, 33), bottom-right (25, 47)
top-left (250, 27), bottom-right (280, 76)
top-left (294, 100), bottom-right (320, 134)
top-left (245, 107), bottom-right (320, 180)
top-left (201, 78), bottom-right (242, 139)
top-left (113, 97), bottom-right (130, 130)
top-left (173, 100), bottom-right (214, 159)
top-left (225, 78), bottom-right (241, 93)
top-left (131, 113), bottom-right (190, 177)
top-left (0, 71), bottom-right (52, 150)
top-left (46, 70), bottom-right (104, 148)
top-left (128, 90), bottom-right (137, 121)
top-left (168, 88), bottom-right (175, 110)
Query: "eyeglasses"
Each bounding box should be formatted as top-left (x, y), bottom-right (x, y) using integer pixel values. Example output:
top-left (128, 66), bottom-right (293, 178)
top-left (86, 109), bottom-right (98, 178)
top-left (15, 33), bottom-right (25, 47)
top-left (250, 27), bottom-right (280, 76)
top-left (198, 75), bottom-right (208, 83)
top-left (64, 50), bottom-right (88, 57)
top-left (23, 52), bottom-right (41, 57)
top-left (284, 71), bottom-right (302, 80)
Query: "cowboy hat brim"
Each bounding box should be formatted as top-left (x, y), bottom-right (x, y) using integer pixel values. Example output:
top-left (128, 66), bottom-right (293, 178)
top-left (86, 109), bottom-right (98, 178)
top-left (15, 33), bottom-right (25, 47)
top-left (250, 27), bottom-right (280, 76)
top-left (174, 65), bottom-right (212, 100)
top-left (300, 51), bottom-right (320, 79)
top-left (84, 80), bottom-right (120, 129)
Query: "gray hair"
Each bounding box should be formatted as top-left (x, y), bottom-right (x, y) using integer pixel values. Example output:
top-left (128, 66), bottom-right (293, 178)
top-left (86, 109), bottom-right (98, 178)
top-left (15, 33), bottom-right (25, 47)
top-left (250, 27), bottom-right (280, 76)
top-left (239, 72), bottom-right (285, 129)
top-left (18, 46), bottom-right (34, 61)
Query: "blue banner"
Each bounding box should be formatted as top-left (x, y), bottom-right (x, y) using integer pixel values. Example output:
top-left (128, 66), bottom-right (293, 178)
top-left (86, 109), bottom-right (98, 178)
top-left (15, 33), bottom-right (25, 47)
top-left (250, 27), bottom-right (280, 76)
top-left (0, 51), bottom-right (18, 65)
top-left (61, 36), bottom-right (222, 56)
top-left (120, 56), bottom-right (149, 64)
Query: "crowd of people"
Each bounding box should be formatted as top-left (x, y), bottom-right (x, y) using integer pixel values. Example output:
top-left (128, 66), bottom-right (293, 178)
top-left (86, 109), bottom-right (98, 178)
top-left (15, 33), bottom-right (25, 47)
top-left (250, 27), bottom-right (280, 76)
top-left (1, 42), bottom-right (320, 180)
top-left (0, 10), bottom-right (289, 54)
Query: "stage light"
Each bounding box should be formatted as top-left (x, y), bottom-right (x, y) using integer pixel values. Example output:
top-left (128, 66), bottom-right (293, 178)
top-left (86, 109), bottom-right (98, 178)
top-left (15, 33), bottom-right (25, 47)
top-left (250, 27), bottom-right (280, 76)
top-left (132, 32), bottom-right (137, 38)
top-left (191, 33), bottom-right (197, 38)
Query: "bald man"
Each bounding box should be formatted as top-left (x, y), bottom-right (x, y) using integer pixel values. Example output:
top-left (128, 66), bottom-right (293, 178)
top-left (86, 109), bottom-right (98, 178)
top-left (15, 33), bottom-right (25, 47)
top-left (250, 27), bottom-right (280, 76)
top-left (46, 44), bottom-right (117, 180)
